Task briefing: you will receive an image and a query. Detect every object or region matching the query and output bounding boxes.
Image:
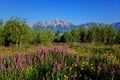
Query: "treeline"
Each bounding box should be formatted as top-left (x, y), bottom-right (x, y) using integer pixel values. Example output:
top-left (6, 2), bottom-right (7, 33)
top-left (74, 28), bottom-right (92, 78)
top-left (60, 26), bottom-right (120, 44)
top-left (0, 17), bottom-right (120, 47)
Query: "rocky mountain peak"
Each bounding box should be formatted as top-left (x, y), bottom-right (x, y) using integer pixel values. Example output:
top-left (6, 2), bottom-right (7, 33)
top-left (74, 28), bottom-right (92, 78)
top-left (31, 19), bottom-right (120, 34)
top-left (34, 18), bottom-right (73, 27)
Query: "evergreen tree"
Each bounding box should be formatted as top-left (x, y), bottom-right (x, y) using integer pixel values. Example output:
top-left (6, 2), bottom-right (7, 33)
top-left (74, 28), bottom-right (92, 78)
top-left (79, 27), bottom-right (87, 42)
top-left (54, 31), bottom-right (61, 42)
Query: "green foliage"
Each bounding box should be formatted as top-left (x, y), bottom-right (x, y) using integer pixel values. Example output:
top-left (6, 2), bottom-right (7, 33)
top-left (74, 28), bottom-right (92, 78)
top-left (62, 31), bottom-right (72, 43)
top-left (115, 30), bottom-right (120, 43)
top-left (102, 25), bottom-right (115, 44)
top-left (0, 19), bottom-right (3, 26)
top-left (79, 27), bottom-right (87, 42)
top-left (39, 29), bottom-right (54, 45)
top-left (54, 31), bottom-right (61, 42)
top-left (80, 25), bottom-right (116, 44)
top-left (0, 17), bottom-right (119, 47)
top-left (0, 19), bottom-right (4, 45)
top-left (3, 17), bottom-right (31, 47)
top-left (31, 26), bottom-right (41, 44)
top-left (58, 25), bottom-right (117, 45)
top-left (58, 25), bottom-right (116, 45)
top-left (71, 28), bottom-right (80, 42)
top-left (86, 26), bottom-right (98, 43)
top-left (31, 26), bottom-right (54, 45)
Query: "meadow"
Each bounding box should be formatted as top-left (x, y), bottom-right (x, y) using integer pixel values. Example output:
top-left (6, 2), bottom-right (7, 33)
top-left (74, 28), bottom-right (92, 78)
top-left (0, 43), bottom-right (120, 80)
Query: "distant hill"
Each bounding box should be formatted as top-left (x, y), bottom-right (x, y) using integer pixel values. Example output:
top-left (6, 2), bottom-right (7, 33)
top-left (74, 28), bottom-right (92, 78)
top-left (112, 22), bottom-right (120, 30)
top-left (79, 22), bottom-right (120, 31)
top-left (31, 19), bottom-right (120, 34)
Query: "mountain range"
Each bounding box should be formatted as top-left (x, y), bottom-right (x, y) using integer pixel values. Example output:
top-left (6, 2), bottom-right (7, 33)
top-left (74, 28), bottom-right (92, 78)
top-left (31, 19), bottom-right (120, 34)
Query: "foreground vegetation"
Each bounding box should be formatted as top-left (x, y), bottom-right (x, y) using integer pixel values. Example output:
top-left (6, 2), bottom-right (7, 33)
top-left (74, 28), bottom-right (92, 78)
top-left (0, 44), bottom-right (120, 80)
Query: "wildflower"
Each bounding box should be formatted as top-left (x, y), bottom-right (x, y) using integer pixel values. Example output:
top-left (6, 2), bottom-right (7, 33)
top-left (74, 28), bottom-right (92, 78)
top-left (19, 56), bottom-right (23, 67)
top-left (74, 64), bottom-right (78, 67)
top-left (67, 53), bottom-right (71, 59)
top-left (64, 75), bottom-right (67, 77)
top-left (64, 63), bottom-right (67, 66)
top-left (0, 64), bottom-right (3, 70)
top-left (76, 54), bottom-right (79, 64)
top-left (62, 50), bottom-right (66, 54)
top-left (41, 48), bottom-right (48, 57)
top-left (91, 64), bottom-right (93, 66)
top-left (6, 66), bottom-right (12, 73)
top-left (82, 64), bottom-right (84, 67)
top-left (82, 61), bottom-right (85, 64)
top-left (111, 67), bottom-right (115, 74)
top-left (97, 64), bottom-right (101, 70)
top-left (91, 66), bottom-right (95, 70)
top-left (79, 74), bottom-right (82, 77)
top-left (103, 64), bottom-right (107, 70)
top-left (81, 67), bottom-right (84, 70)
top-left (64, 75), bottom-right (68, 80)
top-left (69, 67), bottom-right (72, 71)
top-left (85, 61), bottom-right (88, 65)
top-left (15, 64), bottom-right (19, 69)
top-left (57, 78), bottom-right (60, 80)
top-left (52, 61), bottom-right (61, 72)
top-left (14, 57), bottom-right (17, 64)
top-left (40, 55), bottom-right (44, 64)
top-left (55, 61), bottom-right (61, 70)
top-left (52, 67), bottom-right (56, 72)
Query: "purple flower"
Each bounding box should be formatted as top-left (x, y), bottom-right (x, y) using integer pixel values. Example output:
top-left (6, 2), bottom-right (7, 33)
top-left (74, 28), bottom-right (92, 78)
top-left (40, 55), bottom-right (44, 64)
top-left (6, 66), bottom-right (12, 73)
top-left (76, 54), bottom-right (79, 64)
top-left (29, 60), bottom-right (32, 65)
top-left (62, 50), bottom-right (66, 55)
top-left (14, 57), bottom-right (17, 64)
top-left (48, 48), bottom-right (54, 52)
top-left (67, 53), bottom-right (71, 59)
top-left (52, 67), bottom-right (56, 72)
top-left (55, 61), bottom-right (61, 70)
top-left (52, 61), bottom-right (61, 72)
top-left (0, 64), bottom-right (3, 70)
top-left (19, 56), bottom-right (23, 67)
top-left (41, 48), bottom-right (48, 57)
top-left (6, 55), bottom-right (10, 60)
top-left (111, 67), bottom-right (115, 74)
top-left (15, 64), bottom-right (19, 69)
top-left (24, 62), bottom-right (29, 68)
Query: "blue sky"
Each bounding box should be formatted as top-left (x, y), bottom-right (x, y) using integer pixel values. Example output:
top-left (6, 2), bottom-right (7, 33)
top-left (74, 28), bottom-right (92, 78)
top-left (0, 0), bottom-right (120, 24)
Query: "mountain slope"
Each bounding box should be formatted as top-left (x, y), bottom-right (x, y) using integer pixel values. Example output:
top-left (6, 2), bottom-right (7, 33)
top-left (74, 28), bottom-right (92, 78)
top-left (32, 18), bottom-right (75, 33)
top-left (31, 19), bottom-right (120, 33)
top-left (112, 22), bottom-right (120, 30)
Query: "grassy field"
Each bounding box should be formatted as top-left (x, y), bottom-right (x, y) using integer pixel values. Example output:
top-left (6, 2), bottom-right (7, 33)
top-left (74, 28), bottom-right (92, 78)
top-left (0, 43), bottom-right (120, 80)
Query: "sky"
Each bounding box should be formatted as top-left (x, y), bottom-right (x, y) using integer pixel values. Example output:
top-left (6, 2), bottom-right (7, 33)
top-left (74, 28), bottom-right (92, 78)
top-left (0, 0), bottom-right (120, 24)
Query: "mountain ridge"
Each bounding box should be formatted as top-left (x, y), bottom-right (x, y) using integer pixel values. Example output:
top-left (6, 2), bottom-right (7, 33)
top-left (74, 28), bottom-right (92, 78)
top-left (31, 19), bottom-right (120, 33)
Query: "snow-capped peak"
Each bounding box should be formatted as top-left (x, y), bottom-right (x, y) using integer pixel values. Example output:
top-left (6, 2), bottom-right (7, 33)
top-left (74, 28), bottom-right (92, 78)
top-left (34, 18), bottom-right (73, 27)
